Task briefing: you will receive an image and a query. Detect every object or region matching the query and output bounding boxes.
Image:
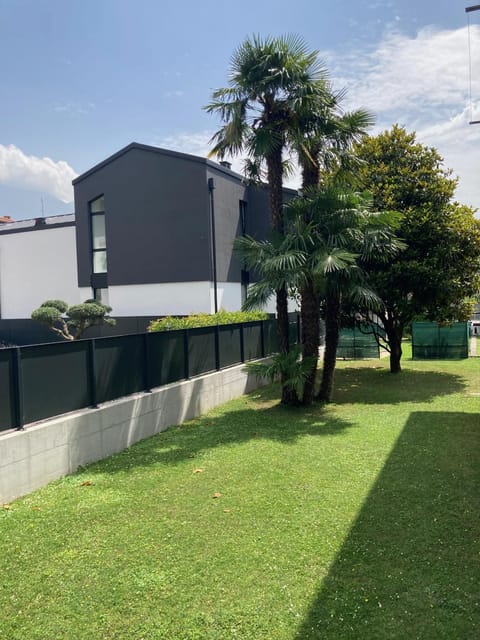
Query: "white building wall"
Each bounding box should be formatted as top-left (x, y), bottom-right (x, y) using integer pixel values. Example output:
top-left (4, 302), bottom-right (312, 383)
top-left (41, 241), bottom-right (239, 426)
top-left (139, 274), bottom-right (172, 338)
top-left (0, 226), bottom-right (81, 319)
top-left (88, 282), bottom-right (284, 317)
top-left (212, 282), bottom-right (242, 312)
top-left (107, 281), bottom-right (214, 316)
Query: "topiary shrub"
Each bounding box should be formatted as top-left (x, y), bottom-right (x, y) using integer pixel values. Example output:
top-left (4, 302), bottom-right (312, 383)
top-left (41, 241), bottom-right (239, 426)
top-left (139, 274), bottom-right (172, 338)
top-left (31, 299), bottom-right (115, 340)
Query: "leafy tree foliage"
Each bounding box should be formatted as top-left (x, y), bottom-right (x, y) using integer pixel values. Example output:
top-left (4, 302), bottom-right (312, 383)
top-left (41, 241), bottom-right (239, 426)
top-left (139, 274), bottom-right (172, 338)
top-left (353, 125), bottom-right (480, 372)
top-left (31, 299), bottom-right (115, 341)
top-left (205, 34), bottom-right (331, 405)
top-left (294, 94), bottom-right (374, 403)
top-left (236, 186), bottom-right (401, 403)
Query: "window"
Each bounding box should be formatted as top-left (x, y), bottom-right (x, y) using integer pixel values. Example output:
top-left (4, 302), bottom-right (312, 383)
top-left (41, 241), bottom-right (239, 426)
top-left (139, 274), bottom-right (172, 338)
top-left (90, 196), bottom-right (107, 273)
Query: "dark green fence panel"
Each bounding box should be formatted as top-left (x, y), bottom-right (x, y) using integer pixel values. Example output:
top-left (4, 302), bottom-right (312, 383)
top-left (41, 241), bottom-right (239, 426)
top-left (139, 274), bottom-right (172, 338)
top-left (21, 341), bottom-right (90, 424)
top-left (219, 325), bottom-right (242, 369)
top-left (0, 349), bottom-right (15, 431)
top-left (1, 319), bottom-right (285, 433)
top-left (95, 335), bottom-right (145, 404)
top-left (337, 328), bottom-right (380, 359)
top-left (148, 331), bottom-right (185, 387)
top-left (188, 328), bottom-right (216, 377)
top-left (243, 322), bottom-right (263, 361)
top-left (263, 319), bottom-right (278, 355)
top-left (288, 319), bottom-right (298, 346)
top-left (412, 322), bottom-right (469, 359)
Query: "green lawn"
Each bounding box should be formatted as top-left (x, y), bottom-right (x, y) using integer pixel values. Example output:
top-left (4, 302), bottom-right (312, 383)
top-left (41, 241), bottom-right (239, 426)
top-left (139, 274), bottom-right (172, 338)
top-left (1, 352), bottom-right (479, 639)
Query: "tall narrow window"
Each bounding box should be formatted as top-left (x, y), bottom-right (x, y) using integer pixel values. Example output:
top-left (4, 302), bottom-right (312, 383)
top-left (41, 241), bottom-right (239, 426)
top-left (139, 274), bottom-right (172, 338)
top-left (90, 196), bottom-right (107, 273)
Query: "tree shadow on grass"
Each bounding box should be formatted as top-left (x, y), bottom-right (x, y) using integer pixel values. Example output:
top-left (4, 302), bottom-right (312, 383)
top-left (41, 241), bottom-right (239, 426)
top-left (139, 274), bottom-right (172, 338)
top-left (94, 386), bottom-right (356, 474)
top-left (86, 366), bottom-right (466, 476)
top-left (332, 367), bottom-right (465, 405)
top-left (293, 411), bottom-right (480, 639)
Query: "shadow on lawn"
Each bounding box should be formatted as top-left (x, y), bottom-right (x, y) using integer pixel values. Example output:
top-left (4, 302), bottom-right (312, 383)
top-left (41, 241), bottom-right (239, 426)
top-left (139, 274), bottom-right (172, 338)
top-left (90, 366), bottom-right (466, 476)
top-left (96, 387), bottom-right (357, 473)
top-left (293, 410), bottom-right (480, 639)
top-left (333, 367), bottom-right (465, 404)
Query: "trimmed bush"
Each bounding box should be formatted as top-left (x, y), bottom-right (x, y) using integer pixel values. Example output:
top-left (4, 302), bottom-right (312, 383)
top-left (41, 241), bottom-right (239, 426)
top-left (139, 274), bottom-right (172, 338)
top-left (148, 309), bottom-right (268, 332)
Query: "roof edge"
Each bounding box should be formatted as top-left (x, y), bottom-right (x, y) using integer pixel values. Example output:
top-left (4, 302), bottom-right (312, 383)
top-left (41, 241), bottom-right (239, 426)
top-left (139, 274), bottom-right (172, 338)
top-left (72, 142), bottom-right (212, 185)
top-left (72, 141), bottom-right (299, 196)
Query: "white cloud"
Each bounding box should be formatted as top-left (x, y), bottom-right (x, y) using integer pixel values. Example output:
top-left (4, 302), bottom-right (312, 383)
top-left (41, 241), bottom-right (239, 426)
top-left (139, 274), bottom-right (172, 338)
top-left (52, 102), bottom-right (95, 115)
top-left (163, 90), bottom-right (184, 98)
top-left (334, 26), bottom-right (477, 117)
top-left (328, 25), bottom-right (480, 210)
top-left (155, 25), bottom-right (480, 207)
top-left (0, 144), bottom-right (77, 203)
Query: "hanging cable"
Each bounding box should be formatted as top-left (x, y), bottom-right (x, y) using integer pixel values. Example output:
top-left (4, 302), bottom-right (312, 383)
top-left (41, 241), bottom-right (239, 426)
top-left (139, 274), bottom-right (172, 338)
top-left (467, 10), bottom-right (474, 122)
top-left (466, 4), bottom-right (480, 124)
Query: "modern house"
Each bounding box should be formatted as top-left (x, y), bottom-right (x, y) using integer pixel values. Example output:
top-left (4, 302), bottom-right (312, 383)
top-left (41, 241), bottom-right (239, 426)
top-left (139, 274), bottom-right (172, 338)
top-left (0, 143), bottom-right (294, 322)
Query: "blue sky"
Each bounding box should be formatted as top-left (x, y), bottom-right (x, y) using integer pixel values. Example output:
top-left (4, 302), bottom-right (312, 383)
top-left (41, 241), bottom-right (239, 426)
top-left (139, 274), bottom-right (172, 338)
top-left (1, 0), bottom-right (479, 219)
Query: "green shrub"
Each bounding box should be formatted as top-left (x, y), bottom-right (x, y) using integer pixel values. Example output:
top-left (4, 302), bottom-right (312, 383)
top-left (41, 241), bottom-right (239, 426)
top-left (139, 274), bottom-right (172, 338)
top-left (148, 309), bottom-right (269, 332)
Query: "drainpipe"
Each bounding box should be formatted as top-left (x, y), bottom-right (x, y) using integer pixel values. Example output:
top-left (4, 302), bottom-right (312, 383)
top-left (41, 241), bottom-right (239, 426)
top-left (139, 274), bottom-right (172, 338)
top-left (208, 177), bottom-right (218, 314)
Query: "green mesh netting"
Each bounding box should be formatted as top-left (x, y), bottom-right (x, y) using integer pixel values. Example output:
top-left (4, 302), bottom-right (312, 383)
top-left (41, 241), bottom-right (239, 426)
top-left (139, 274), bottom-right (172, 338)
top-left (337, 328), bottom-right (380, 359)
top-left (412, 322), bottom-right (469, 360)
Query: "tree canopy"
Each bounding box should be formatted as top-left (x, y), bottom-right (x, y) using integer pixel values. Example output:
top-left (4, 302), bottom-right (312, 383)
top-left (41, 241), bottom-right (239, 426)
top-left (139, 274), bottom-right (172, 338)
top-left (353, 125), bottom-right (480, 372)
top-left (205, 34), bottom-right (333, 405)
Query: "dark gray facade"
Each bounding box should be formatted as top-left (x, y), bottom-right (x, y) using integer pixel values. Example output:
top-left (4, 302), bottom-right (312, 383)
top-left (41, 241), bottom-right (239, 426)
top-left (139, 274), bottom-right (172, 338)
top-left (74, 144), bottom-right (212, 288)
top-left (73, 142), bottom-right (297, 305)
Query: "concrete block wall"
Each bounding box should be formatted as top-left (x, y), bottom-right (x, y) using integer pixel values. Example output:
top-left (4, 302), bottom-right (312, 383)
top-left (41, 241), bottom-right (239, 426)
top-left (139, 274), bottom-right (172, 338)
top-left (0, 363), bottom-right (267, 504)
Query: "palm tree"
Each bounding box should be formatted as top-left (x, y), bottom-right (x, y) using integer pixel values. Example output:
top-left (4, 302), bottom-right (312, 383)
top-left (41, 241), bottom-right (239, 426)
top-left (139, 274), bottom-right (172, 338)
top-left (294, 98), bottom-right (375, 404)
top-left (236, 187), bottom-right (402, 404)
top-left (205, 34), bottom-right (330, 404)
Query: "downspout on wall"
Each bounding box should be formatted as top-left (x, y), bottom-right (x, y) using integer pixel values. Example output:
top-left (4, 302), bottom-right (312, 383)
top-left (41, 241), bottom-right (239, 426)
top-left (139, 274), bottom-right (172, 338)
top-left (208, 177), bottom-right (218, 314)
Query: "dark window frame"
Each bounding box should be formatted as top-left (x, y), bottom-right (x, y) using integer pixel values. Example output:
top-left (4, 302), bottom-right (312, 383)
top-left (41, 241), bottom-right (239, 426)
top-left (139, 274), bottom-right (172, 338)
top-left (89, 195), bottom-right (107, 274)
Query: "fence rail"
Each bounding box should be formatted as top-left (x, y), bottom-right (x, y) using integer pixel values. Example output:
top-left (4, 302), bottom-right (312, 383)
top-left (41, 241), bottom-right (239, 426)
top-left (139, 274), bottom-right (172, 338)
top-left (0, 319), bottom-right (299, 433)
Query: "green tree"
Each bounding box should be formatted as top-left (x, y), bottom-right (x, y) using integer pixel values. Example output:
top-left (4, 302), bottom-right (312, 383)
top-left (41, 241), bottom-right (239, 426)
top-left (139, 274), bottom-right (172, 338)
top-left (354, 125), bottom-right (480, 372)
top-left (294, 99), bottom-right (374, 404)
top-left (205, 34), bottom-right (330, 404)
top-left (236, 187), bottom-right (401, 404)
top-left (31, 299), bottom-right (115, 341)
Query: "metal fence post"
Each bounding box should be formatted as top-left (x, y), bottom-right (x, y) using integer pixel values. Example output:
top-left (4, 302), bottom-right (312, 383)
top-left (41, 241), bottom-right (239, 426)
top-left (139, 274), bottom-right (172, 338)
top-left (260, 321), bottom-right (265, 358)
top-left (214, 325), bottom-right (220, 371)
top-left (143, 333), bottom-right (152, 392)
top-left (87, 338), bottom-right (98, 408)
top-left (183, 329), bottom-right (190, 379)
top-left (13, 347), bottom-right (24, 430)
top-left (240, 323), bottom-right (245, 362)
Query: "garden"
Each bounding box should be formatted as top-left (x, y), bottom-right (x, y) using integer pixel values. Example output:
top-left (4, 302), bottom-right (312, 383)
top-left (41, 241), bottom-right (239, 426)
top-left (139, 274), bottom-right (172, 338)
top-left (2, 32), bottom-right (480, 640)
top-left (1, 349), bottom-right (478, 639)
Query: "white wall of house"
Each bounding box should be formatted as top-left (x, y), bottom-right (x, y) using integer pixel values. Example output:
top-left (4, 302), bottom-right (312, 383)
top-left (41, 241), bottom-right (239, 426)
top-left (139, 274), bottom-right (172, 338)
top-left (105, 281), bottom-right (214, 316)
top-left (0, 225), bottom-right (81, 319)
top-left (212, 282), bottom-right (242, 312)
top-left (106, 281), bottom-right (286, 317)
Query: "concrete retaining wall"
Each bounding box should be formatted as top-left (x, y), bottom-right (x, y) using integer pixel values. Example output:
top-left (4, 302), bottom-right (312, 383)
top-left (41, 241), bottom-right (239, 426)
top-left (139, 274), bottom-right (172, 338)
top-left (0, 363), bottom-right (267, 504)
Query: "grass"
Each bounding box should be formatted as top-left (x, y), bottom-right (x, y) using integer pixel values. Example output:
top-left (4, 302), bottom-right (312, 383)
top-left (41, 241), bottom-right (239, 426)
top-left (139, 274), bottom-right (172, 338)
top-left (0, 350), bottom-right (479, 639)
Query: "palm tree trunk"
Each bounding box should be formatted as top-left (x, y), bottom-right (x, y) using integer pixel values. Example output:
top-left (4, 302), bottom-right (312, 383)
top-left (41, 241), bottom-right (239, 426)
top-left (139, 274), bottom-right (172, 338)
top-left (300, 277), bottom-right (320, 405)
top-left (317, 290), bottom-right (341, 403)
top-left (299, 148), bottom-right (321, 404)
top-left (267, 148), bottom-right (298, 405)
top-left (380, 312), bottom-right (403, 373)
top-left (300, 146), bottom-right (320, 192)
top-left (267, 149), bottom-right (285, 234)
